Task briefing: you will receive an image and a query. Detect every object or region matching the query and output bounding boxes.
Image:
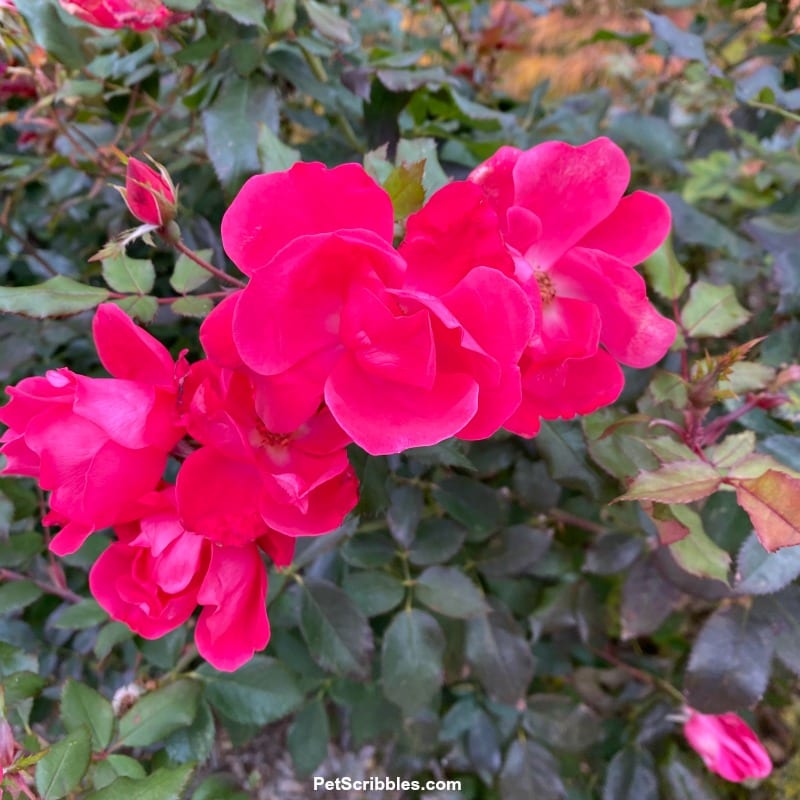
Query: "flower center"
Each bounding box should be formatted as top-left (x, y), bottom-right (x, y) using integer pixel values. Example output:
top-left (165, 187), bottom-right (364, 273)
top-left (535, 270), bottom-right (556, 304)
top-left (254, 419), bottom-right (292, 448)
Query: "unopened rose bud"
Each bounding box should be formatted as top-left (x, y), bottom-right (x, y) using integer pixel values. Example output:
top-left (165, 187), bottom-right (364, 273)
top-left (121, 157), bottom-right (176, 227)
top-left (683, 709), bottom-right (772, 783)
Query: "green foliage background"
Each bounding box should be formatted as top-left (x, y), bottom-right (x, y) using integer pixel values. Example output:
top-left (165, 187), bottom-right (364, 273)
top-left (1, 0), bottom-right (800, 797)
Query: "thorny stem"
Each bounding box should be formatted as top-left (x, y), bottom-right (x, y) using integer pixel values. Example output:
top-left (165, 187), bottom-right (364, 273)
top-left (590, 646), bottom-right (686, 704)
top-left (433, 0), bottom-right (470, 53)
top-left (170, 239), bottom-right (245, 288)
top-left (548, 508), bottom-right (607, 535)
top-left (0, 568), bottom-right (82, 604)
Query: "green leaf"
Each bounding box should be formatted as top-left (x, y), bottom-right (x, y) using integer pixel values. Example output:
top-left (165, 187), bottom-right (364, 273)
top-left (477, 525), bottom-right (552, 578)
top-left (302, 0), bottom-right (353, 44)
top-left (191, 775), bottom-right (249, 800)
top-left (137, 626), bottom-right (186, 669)
top-left (61, 680), bottom-right (114, 751)
top-left (621, 553), bottom-right (682, 639)
top-left (383, 161), bottom-right (426, 220)
top-left (0, 532), bottom-right (43, 568)
top-left (465, 608), bottom-right (534, 705)
top-left (117, 679), bottom-right (200, 747)
top-left (499, 740), bottom-right (565, 800)
top-left (3, 670), bottom-right (46, 705)
top-left (35, 727), bottom-right (92, 800)
top-left (641, 436), bottom-right (697, 463)
top-left (616, 461), bottom-right (721, 504)
top-left (736, 532), bottom-right (800, 595)
top-left (603, 748), bottom-right (658, 800)
top-left (584, 532), bottom-right (643, 576)
top-left (203, 75), bottom-right (279, 189)
top-left (0, 580), bottom-right (43, 614)
top-left (684, 604), bottom-right (774, 713)
top-left (170, 250), bottom-right (213, 293)
top-left (407, 518), bottom-right (466, 566)
top-left (733, 469), bottom-right (800, 551)
top-left (386, 483), bottom-right (423, 547)
top-left (202, 655), bottom-right (303, 725)
top-left (523, 696), bottom-right (602, 752)
top-left (342, 571), bottom-right (404, 617)
top-left (299, 577), bottom-right (373, 678)
top-left (643, 236), bottom-right (690, 300)
top-left (395, 138), bottom-right (449, 195)
top-left (381, 609), bottom-right (445, 716)
top-left (15, 0), bottom-right (85, 69)
top-left (91, 755), bottom-right (146, 791)
top-left (705, 431), bottom-right (756, 468)
top-left (644, 11), bottom-right (709, 64)
top-left (668, 505), bottom-right (731, 583)
top-left (85, 765), bottom-right (194, 800)
top-left (256, 124), bottom-right (301, 174)
top-left (209, 0), bottom-right (266, 27)
top-left (171, 296), bottom-right (213, 318)
top-left (433, 476), bottom-right (506, 540)
top-left (415, 566), bottom-right (488, 618)
top-left (53, 599), bottom-right (107, 630)
top-left (0, 276), bottom-right (110, 318)
top-left (660, 752), bottom-right (717, 800)
top-left (681, 281), bottom-right (751, 337)
top-left (536, 420), bottom-right (603, 496)
top-left (101, 254), bottom-right (155, 295)
top-left (112, 295), bottom-right (158, 323)
top-left (94, 622), bottom-right (133, 659)
top-left (287, 698), bottom-right (329, 776)
top-left (164, 699), bottom-right (215, 764)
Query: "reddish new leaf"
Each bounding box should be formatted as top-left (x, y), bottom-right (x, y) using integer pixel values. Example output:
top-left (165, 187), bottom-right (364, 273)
top-left (733, 470), bottom-right (800, 552)
top-left (616, 461), bottom-right (721, 505)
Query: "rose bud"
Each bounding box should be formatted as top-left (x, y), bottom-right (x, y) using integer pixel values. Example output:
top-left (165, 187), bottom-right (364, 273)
top-left (684, 709), bottom-right (772, 783)
top-left (121, 156), bottom-right (176, 227)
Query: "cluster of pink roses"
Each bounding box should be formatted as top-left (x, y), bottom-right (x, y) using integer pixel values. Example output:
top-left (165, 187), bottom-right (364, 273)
top-left (0, 137), bottom-right (675, 670)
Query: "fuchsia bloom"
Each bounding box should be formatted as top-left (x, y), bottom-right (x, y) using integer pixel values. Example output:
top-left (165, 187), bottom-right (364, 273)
top-left (57, 0), bottom-right (177, 30)
top-left (89, 487), bottom-right (287, 671)
top-left (469, 137), bottom-right (675, 435)
top-left (0, 304), bottom-right (186, 555)
top-left (213, 161), bottom-right (533, 454)
top-left (122, 157), bottom-right (176, 227)
top-left (683, 710), bottom-right (772, 782)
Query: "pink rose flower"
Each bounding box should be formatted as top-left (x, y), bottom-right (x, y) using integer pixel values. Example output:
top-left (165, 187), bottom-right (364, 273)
top-left (0, 304), bottom-right (187, 555)
top-left (57, 0), bottom-right (178, 30)
top-left (122, 157), bottom-right (176, 227)
top-left (469, 137), bottom-right (676, 435)
top-left (214, 161), bottom-right (533, 454)
top-left (683, 710), bottom-right (772, 782)
top-left (89, 487), bottom-right (284, 671)
top-left (177, 360), bottom-right (358, 540)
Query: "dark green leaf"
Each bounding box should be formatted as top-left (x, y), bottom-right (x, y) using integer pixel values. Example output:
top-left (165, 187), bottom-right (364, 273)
top-left (15, 0), bottom-right (85, 69)
top-left (35, 727), bottom-right (92, 800)
top-left (342, 571), bottom-right (404, 617)
top-left (202, 655), bottom-right (303, 725)
top-left (0, 277), bottom-right (110, 319)
top-left (0, 532), bottom-right (44, 567)
top-left (191, 775), bottom-right (249, 800)
top-left (433, 476), bottom-right (506, 540)
top-left (499, 739), bottom-right (565, 800)
top-left (536, 421), bottom-right (603, 496)
top-left (621, 554), bottom-right (682, 639)
top-left (164, 699), bottom-right (215, 764)
top-left (415, 566), bottom-right (488, 618)
top-left (85, 765), bottom-right (194, 800)
top-left (386, 483), bottom-right (423, 547)
top-left (684, 603), bottom-right (775, 712)
top-left (465, 608), bottom-right (534, 705)
top-left (91, 755), bottom-right (146, 791)
top-left (117, 679), bottom-right (200, 747)
top-left (62, 680), bottom-right (114, 751)
top-left (303, 0), bottom-right (353, 44)
top-left (478, 525), bottom-right (553, 578)
top-left (381, 609), bottom-right (445, 715)
top-left (0, 580), bottom-right (42, 614)
top-left (203, 76), bottom-right (279, 189)
top-left (287, 698), bottom-right (329, 776)
top-left (736, 532), bottom-right (800, 595)
top-left (660, 752), bottom-right (717, 800)
top-left (603, 748), bottom-right (658, 800)
top-left (523, 695), bottom-right (602, 752)
top-left (3, 670), bottom-right (46, 706)
top-left (408, 518), bottom-right (466, 566)
top-left (210, 0), bottom-right (266, 27)
top-left (584, 532), bottom-right (643, 575)
top-left (299, 577), bottom-right (374, 678)
top-left (52, 599), bottom-right (107, 630)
